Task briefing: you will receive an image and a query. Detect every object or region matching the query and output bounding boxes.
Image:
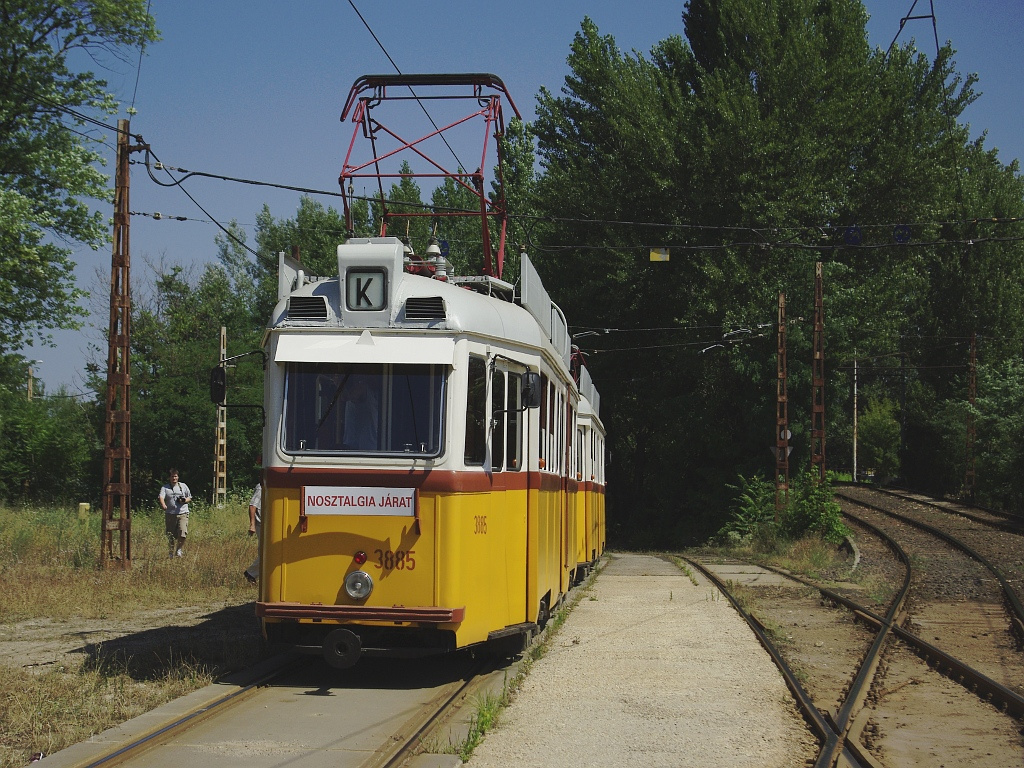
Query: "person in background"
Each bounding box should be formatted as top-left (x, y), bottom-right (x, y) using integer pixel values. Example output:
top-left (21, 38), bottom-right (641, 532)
top-left (343, 375), bottom-right (379, 450)
top-left (244, 483), bottom-right (261, 584)
top-left (158, 468), bottom-right (192, 558)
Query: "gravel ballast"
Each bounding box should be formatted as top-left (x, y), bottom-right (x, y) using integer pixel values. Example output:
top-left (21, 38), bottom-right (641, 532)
top-left (463, 553), bottom-right (817, 768)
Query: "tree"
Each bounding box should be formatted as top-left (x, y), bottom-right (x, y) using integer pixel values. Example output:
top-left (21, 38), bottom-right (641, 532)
top-left (252, 197), bottom-right (350, 322)
top-left (859, 395), bottom-right (901, 480)
top-left (0, 0), bottom-right (158, 352)
top-left (0, 363), bottom-right (95, 502)
top-left (85, 254), bottom-right (263, 506)
top-left (430, 174), bottom-right (485, 276)
top-left (530, 3), bottom-right (1024, 542)
top-left (495, 117), bottom-right (538, 282)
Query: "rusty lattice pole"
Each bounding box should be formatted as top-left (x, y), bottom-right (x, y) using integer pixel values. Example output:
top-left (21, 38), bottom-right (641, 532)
top-left (965, 331), bottom-right (977, 500)
top-left (810, 261), bottom-right (826, 481)
top-left (101, 120), bottom-right (143, 567)
top-left (776, 292), bottom-right (790, 513)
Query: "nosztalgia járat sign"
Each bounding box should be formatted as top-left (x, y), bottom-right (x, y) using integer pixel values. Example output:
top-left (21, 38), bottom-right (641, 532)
top-left (303, 486), bottom-right (415, 516)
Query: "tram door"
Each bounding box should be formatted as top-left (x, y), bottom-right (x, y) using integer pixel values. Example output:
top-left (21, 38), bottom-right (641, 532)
top-left (489, 364), bottom-right (528, 625)
top-left (464, 356), bottom-right (529, 632)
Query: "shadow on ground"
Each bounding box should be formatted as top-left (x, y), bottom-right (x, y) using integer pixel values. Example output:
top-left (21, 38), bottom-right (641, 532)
top-left (73, 602), bottom-right (267, 681)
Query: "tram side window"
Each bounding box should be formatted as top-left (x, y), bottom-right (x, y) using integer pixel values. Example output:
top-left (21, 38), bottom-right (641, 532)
top-left (506, 373), bottom-right (522, 471)
top-left (569, 408), bottom-right (577, 478)
top-left (465, 357), bottom-right (487, 465)
top-left (577, 427), bottom-right (584, 479)
top-left (490, 368), bottom-right (505, 471)
top-left (556, 389), bottom-right (565, 476)
top-left (539, 374), bottom-right (549, 470)
top-left (589, 428), bottom-right (595, 479)
top-left (548, 381), bottom-right (556, 472)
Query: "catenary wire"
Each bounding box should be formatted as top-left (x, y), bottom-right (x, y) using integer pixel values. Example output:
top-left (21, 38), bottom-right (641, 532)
top-left (345, 0), bottom-right (466, 172)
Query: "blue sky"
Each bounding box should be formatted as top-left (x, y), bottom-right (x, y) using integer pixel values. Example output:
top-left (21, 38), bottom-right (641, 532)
top-left (29, 0), bottom-right (1024, 393)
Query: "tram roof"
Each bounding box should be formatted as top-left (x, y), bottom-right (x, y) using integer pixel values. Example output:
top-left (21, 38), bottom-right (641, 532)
top-left (270, 238), bottom-right (569, 373)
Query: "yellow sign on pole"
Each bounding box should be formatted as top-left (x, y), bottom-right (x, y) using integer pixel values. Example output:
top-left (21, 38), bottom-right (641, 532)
top-left (649, 247), bottom-right (670, 262)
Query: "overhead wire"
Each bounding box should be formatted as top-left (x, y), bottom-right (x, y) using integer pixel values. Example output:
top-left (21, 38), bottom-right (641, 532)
top-left (141, 146), bottom-right (260, 257)
top-left (121, 151), bottom-right (1024, 252)
top-left (128, 0), bottom-right (152, 114)
top-left (345, 0), bottom-right (467, 172)
top-left (17, 42), bottom-right (1023, 263)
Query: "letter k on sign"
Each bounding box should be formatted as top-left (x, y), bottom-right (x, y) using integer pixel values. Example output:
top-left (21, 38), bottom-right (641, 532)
top-left (346, 269), bottom-right (386, 310)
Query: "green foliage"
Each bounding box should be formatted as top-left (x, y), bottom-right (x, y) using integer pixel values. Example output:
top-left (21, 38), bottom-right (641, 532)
top-left (784, 472), bottom-right (849, 544)
top-left (378, 160), bottom-right (431, 251)
top-left (89, 258), bottom-right (263, 506)
top-left (0, 501), bottom-right (100, 568)
top-left (528, 3), bottom-right (1024, 542)
top-left (0, 0), bottom-right (158, 351)
top-left (458, 692), bottom-right (503, 761)
top-left (0, 357), bottom-right (96, 503)
top-left (429, 175), bottom-right (483, 276)
top-left (972, 359), bottom-right (1024, 510)
top-left (253, 197), bottom-right (350, 321)
top-left (858, 394), bottom-right (901, 480)
top-left (720, 474), bottom-right (777, 541)
top-left (495, 118), bottom-right (538, 282)
top-left (929, 358), bottom-right (1024, 509)
top-left (722, 471), bottom-right (848, 547)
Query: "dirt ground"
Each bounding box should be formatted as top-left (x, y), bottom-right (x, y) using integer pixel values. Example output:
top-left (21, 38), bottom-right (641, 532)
top-left (6, 547), bottom-right (1023, 767)
top-left (1, 601), bottom-right (264, 673)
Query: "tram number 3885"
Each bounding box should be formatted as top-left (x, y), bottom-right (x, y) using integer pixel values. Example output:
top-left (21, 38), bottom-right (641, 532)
top-left (474, 515), bottom-right (487, 534)
top-left (374, 550), bottom-right (416, 570)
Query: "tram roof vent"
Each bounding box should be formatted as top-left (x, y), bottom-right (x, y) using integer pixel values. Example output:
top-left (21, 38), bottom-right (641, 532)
top-left (287, 295), bottom-right (329, 321)
top-left (403, 296), bottom-right (446, 321)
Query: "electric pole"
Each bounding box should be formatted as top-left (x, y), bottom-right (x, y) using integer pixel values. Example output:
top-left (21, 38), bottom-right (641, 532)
top-left (213, 326), bottom-right (228, 506)
top-left (101, 119), bottom-right (145, 568)
top-left (965, 332), bottom-right (977, 500)
top-left (852, 353), bottom-right (858, 483)
top-left (776, 292), bottom-right (790, 512)
top-left (811, 261), bottom-right (826, 481)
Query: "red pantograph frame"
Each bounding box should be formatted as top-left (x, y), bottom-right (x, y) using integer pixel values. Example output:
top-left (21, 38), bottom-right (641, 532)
top-left (338, 73), bottom-right (521, 278)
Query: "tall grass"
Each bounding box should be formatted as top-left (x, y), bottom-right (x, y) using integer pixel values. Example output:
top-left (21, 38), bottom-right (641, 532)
top-left (0, 656), bottom-right (214, 768)
top-left (0, 491), bottom-right (258, 621)
top-left (0, 490), bottom-right (267, 768)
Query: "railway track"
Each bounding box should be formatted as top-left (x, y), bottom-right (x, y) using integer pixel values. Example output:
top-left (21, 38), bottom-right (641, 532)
top-left (685, 485), bottom-right (1024, 767)
top-left (837, 484), bottom-right (1024, 638)
top-left (42, 651), bottom-right (499, 768)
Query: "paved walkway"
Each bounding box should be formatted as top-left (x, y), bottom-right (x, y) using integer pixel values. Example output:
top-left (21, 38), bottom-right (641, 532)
top-left (461, 553), bottom-right (816, 768)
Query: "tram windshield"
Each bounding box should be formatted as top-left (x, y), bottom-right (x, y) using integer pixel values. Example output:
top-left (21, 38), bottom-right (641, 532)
top-left (283, 362), bottom-right (445, 456)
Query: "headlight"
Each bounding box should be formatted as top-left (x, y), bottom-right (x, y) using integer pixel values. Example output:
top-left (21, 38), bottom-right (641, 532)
top-left (344, 570), bottom-right (373, 600)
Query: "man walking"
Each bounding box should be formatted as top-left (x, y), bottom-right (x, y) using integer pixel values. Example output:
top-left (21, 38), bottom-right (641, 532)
top-left (159, 468), bottom-right (192, 558)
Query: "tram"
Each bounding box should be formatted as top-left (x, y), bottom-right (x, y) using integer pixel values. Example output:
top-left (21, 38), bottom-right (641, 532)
top-left (220, 74), bottom-right (606, 667)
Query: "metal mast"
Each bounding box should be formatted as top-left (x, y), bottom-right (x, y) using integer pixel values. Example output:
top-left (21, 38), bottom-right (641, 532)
top-left (101, 119), bottom-right (143, 568)
top-left (776, 292), bottom-right (790, 511)
top-left (213, 326), bottom-right (228, 506)
top-left (810, 262), bottom-right (826, 481)
top-left (965, 331), bottom-right (977, 500)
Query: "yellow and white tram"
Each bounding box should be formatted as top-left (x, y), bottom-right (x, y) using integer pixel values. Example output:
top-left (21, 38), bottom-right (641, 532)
top-left (255, 240), bottom-right (606, 666)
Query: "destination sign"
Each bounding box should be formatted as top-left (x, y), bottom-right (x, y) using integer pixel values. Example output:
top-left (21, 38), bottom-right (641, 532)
top-left (302, 486), bottom-right (416, 516)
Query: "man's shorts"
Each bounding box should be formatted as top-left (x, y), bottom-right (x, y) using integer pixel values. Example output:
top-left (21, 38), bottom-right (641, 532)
top-left (165, 512), bottom-right (189, 539)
